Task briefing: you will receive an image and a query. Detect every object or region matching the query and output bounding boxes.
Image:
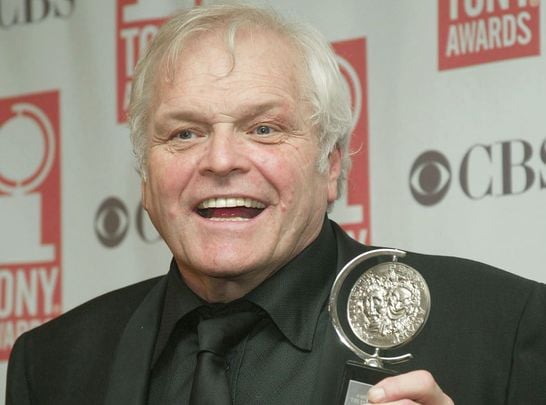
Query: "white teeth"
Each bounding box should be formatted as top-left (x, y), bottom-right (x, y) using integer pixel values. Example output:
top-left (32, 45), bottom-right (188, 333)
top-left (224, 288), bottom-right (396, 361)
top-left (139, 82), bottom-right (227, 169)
top-left (197, 197), bottom-right (266, 209)
top-left (209, 217), bottom-right (250, 222)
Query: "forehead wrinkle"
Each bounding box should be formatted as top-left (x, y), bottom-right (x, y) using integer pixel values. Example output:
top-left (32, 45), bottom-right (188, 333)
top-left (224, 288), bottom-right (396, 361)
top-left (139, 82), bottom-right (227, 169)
top-left (162, 77), bottom-right (300, 117)
top-left (155, 97), bottom-right (296, 130)
top-left (174, 66), bottom-right (301, 93)
top-left (173, 27), bottom-right (305, 90)
top-left (163, 64), bottom-right (300, 107)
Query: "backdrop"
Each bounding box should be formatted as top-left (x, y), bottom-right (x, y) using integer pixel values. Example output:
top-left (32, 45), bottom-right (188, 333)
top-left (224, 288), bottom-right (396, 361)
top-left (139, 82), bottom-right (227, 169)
top-left (1, 0), bottom-right (545, 397)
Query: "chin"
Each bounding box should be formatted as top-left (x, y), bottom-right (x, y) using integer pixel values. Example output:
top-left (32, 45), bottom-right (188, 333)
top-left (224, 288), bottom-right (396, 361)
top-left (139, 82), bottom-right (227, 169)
top-left (198, 260), bottom-right (270, 281)
top-left (206, 266), bottom-right (257, 279)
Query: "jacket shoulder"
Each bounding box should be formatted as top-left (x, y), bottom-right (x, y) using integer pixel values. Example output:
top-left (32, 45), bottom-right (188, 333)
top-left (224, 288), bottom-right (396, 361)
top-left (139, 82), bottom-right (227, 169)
top-left (16, 275), bottom-right (164, 359)
top-left (6, 276), bottom-right (165, 405)
top-left (43, 276), bottom-right (163, 332)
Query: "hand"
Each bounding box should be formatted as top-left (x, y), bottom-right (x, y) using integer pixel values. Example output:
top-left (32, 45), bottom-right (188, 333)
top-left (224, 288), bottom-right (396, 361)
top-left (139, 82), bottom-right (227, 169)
top-left (367, 370), bottom-right (454, 404)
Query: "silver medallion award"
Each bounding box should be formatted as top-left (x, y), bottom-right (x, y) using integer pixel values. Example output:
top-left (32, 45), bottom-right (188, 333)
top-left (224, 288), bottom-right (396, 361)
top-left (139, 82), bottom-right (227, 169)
top-left (329, 249), bottom-right (430, 405)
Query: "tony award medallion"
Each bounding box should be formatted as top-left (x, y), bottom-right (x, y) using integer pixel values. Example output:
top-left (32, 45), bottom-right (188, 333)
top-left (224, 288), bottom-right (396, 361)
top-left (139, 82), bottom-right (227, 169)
top-left (329, 249), bottom-right (430, 405)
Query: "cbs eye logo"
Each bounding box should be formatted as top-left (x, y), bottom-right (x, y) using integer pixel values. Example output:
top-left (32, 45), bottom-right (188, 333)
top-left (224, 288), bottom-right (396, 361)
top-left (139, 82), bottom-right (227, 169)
top-left (94, 196), bottom-right (160, 247)
top-left (94, 197), bottom-right (130, 247)
top-left (409, 151), bottom-right (451, 206)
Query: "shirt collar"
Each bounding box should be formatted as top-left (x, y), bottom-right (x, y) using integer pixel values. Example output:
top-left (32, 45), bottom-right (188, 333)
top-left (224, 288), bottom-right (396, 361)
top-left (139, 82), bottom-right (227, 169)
top-left (245, 218), bottom-right (337, 351)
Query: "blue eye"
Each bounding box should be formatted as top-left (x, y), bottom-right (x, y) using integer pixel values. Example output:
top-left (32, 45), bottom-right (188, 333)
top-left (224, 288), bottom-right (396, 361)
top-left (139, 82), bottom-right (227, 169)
top-left (176, 129), bottom-right (196, 140)
top-left (254, 125), bottom-right (273, 135)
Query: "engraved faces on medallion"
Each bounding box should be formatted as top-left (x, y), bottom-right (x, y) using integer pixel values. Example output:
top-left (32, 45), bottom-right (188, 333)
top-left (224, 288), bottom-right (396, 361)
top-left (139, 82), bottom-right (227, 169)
top-left (347, 262), bottom-right (430, 349)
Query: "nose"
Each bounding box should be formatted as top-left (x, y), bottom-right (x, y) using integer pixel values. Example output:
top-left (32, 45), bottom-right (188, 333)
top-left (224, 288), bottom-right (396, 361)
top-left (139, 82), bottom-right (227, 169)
top-left (198, 127), bottom-right (249, 177)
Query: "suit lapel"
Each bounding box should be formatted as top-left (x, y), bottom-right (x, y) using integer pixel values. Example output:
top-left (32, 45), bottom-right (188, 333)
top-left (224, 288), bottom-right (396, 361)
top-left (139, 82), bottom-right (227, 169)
top-left (331, 220), bottom-right (372, 268)
top-left (104, 276), bottom-right (168, 405)
top-left (311, 221), bottom-right (373, 403)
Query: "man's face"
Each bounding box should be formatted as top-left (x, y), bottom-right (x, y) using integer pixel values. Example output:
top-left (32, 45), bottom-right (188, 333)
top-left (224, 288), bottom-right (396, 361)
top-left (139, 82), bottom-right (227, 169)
top-left (142, 28), bottom-right (340, 299)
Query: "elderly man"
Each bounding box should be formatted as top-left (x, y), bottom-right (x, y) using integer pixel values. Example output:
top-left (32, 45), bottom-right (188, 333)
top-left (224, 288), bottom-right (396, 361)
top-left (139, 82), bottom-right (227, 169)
top-left (6, 3), bottom-right (546, 405)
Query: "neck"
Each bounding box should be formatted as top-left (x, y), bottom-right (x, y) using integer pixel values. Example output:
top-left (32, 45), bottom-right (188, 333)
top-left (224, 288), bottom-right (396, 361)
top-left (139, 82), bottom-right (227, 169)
top-left (177, 264), bottom-right (279, 303)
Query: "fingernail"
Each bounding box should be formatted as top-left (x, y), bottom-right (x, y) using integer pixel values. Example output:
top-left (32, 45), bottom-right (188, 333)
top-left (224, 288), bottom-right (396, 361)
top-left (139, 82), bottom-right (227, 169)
top-left (367, 387), bottom-right (385, 402)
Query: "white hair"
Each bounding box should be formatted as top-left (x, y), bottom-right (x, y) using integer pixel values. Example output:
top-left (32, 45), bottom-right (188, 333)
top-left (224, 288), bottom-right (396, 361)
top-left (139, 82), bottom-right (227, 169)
top-left (128, 2), bottom-right (353, 196)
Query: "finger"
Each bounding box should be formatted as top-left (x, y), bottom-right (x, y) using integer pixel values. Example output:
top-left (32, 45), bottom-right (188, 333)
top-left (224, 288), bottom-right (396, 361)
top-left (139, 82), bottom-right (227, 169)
top-left (368, 401), bottom-right (419, 405)
top-left (367, 370), bottom-right (454, 404)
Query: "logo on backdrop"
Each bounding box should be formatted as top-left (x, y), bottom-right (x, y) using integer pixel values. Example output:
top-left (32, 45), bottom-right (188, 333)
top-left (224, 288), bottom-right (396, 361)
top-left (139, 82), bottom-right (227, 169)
top-left (438, 0), bottom-right (540, 70)
top-left (94, 196), bottom-right (160, 247)
top-left (0, 91), bottom-right (62, 360)
top-left (94, 197), bottom-right (130, 247)
top-left (410, 151), bottom-right (452, 206)
top-left (329, 38), bottom-right (371, 244)
top-left (0, 0), bottom-right (75, 28)
top-left (116, 0), bottom-right (202, 123)
top-left (410, 138), bottom-right (546, 205)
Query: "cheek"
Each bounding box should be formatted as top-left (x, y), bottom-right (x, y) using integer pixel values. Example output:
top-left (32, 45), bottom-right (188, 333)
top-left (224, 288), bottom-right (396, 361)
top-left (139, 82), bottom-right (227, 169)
top-left (257, 151), bottom-right (304, 188)
top-left (261, 149), bottom-right (322, 208)
top-left (147, 153), bottom-right (193, 203)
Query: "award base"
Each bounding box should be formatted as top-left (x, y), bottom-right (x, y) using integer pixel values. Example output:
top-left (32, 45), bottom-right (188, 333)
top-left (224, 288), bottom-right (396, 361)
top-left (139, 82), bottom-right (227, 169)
top-left (337, 360), bottom-right (397, 405)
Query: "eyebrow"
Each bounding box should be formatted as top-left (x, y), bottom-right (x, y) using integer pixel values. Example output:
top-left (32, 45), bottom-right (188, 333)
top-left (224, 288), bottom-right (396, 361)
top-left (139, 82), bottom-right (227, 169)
top-left (154, 100), bottom-right (290, 129)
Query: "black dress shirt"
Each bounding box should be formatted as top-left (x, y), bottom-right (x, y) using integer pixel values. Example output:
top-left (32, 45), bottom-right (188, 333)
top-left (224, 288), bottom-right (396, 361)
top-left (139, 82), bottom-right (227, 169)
top-left (147, 220), bottom-right (338, 404)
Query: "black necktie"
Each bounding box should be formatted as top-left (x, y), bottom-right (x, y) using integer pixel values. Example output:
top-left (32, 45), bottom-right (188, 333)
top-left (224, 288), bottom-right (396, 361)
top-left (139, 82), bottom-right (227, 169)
top-left (189, 303), bottom-right (261, 405)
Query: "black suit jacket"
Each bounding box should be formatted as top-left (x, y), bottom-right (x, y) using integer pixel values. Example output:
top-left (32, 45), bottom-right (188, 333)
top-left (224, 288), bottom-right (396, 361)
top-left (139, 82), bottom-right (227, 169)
top-left (6, 222), bottom-right (546, 404)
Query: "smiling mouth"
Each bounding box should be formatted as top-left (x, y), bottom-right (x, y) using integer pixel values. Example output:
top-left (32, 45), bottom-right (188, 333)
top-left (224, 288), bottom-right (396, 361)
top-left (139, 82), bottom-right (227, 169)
top-left (196, 197), bottom-right (266, 221)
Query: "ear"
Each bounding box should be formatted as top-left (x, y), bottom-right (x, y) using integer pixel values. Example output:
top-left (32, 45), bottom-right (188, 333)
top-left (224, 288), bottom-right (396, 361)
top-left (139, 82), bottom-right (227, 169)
top-left (326, 146), bottom-right (342, 203)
